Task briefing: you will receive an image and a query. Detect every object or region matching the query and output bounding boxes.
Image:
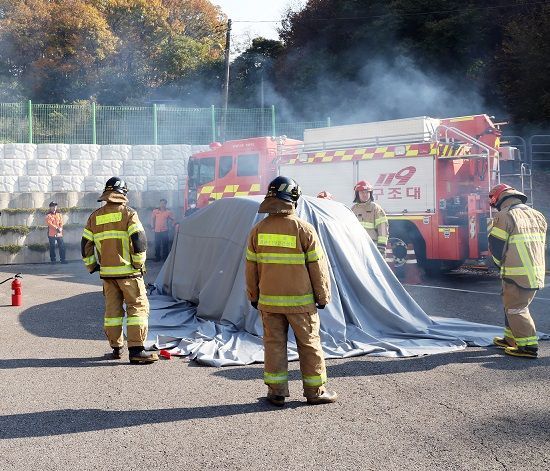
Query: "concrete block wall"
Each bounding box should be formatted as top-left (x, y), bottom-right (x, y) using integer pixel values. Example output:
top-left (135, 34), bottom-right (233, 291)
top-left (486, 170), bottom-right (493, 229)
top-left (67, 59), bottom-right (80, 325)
top-left (0, 143), bottom-right (208, 264)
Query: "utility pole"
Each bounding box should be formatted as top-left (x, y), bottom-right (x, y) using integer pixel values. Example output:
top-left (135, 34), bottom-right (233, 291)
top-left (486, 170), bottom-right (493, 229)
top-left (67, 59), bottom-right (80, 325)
top-left (222, 18), bottom-right (232, 141)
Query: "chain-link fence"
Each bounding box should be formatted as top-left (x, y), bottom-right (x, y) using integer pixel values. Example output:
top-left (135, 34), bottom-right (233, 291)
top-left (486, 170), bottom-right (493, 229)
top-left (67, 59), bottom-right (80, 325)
top-left (0, 101), bottom-right (329, 145)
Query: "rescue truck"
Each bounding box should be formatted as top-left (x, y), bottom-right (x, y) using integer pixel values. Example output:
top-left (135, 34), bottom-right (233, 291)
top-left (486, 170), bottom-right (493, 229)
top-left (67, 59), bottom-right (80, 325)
top-left (185, 114), bottom-right (530, 274)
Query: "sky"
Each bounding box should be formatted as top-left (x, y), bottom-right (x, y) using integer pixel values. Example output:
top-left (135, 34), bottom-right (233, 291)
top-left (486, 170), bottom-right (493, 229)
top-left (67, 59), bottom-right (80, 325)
top-left (212, 0), bottom-right (307, 42)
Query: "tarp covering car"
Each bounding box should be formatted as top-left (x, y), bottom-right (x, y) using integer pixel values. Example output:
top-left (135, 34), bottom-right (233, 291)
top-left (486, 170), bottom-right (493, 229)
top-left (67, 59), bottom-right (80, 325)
top-left (147, 196), bottom-right (541, 366)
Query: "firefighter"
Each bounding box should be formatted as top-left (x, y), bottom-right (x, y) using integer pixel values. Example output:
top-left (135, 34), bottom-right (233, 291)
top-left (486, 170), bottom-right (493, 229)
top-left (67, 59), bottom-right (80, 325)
top-left (245, 176), bottom-right (337, 406)
top-left (81, 177), bottom-right (158, 364)
top-left (488, 183), bottom-right (547, 358)
top-left (351, 181), bottom-right (389, 255)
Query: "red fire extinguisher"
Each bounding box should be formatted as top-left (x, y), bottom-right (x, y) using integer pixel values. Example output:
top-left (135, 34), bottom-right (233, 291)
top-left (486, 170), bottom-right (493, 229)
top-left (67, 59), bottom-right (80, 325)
top-left (0, 273), bottom-right (22, 306)
top-left (11, 274), bottom-right (22, 306)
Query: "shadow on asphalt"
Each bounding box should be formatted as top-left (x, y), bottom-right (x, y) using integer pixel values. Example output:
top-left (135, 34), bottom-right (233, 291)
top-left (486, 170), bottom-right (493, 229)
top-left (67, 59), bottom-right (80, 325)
top-left (19, 291), bottom-right (104, 341)
top-left (0, 399), bottom-right (304, 439)
top-left (0, 355), bottom-right (124, 369)
top-left (0, 262), bottom-right (99, 287)
top-left (211, 349), bottom-right (550, 382)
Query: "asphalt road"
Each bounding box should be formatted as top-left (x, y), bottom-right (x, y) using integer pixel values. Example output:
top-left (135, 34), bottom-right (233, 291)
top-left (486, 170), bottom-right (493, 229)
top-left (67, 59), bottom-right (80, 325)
top-left (0, 262), bottom-right (549, 470)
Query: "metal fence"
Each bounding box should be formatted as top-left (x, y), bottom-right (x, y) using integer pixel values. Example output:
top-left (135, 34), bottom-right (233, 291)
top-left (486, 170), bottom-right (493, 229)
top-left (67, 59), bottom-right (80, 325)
top-left (0, 101), bottom-right (328, 145)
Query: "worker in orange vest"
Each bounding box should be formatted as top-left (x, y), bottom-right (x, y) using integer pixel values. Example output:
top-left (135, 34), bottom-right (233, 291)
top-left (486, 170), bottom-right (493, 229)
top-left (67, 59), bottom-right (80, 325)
top-left (151, 198), bottom-right (174, 262)
top-left (45, 201), bottom-right (66, 264)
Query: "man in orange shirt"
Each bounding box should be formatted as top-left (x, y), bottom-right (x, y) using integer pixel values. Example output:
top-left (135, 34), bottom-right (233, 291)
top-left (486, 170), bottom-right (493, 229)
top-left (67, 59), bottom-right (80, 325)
top-left (45, 201), bottom-right (66, 264)
top-left (151, 199), bottom-right (174, 262)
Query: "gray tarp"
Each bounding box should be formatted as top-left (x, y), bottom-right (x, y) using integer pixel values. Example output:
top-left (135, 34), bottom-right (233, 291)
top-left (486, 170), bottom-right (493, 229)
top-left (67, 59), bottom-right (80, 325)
top-left (147, 196), bottom-right (544, 366)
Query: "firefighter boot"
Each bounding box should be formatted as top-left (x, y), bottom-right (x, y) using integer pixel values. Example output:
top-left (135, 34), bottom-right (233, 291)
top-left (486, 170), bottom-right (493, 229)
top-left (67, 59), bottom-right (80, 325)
top-left (493, 337), bottom-right (514, 348)
top-left (504, 346), bottom-right (538, 359)
top-left (111, 346), bottom-right (124, 359)
top-left (129, 347), bottom-right (159, 364)
top-left (306, 390), bottom-right (338, 405)
top-left (266, 394), bottom-right (285, 407)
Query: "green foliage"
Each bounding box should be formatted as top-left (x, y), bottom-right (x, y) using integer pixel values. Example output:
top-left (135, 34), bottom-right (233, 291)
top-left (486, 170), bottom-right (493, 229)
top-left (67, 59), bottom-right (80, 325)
top-left (26, 243), bottom-right (49, 252)
top-left (0, 226), bottom-right (31, 235)
top-left (230, 38), bottom-right (284, 108)
top-left (267, 0), bottom-right (550, 127)
top-left (1, 208), bottom-right (36, 214)
top-left (0, 244), bottom-right (23, 254)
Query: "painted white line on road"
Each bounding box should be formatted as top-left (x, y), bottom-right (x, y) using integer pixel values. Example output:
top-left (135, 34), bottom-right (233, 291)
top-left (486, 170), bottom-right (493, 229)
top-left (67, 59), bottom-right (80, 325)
top-left (404, 284), bottom-right (550, 302)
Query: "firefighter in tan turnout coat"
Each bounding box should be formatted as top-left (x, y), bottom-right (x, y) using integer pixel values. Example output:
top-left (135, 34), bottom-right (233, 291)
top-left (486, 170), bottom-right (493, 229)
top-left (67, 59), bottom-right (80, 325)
top-left (351, 180), bottom-right (389, 255)
top-left (488, 183), bottom-right (547, 359)
top-left (82, 177), bottom-right (158, 364)
top-left (246, 176), bottom-right (337, 406)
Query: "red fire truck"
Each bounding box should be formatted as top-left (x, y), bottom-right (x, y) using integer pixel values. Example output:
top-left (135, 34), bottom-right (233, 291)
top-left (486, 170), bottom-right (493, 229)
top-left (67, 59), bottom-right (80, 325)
top-left (186, 114), bottom-right (528, 273)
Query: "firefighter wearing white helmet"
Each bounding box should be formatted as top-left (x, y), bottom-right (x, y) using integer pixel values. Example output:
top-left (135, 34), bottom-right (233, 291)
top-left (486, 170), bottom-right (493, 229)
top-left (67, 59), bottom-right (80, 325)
top-left (488, 183), bottom-right (547, 358)
top-left (245, 176), bottom-right (337, 406)
top-left (81, 177), bottom-right (158, 364)
top-left (351, 180), bottom-right (389, 255)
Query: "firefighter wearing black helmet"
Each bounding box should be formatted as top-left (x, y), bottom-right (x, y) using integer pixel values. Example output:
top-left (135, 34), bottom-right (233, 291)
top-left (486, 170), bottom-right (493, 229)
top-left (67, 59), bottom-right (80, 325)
top-left (245, 176), bottom-right (337, 406)
top-left (81, 177), bottom-right (158, 364)
top-left (488, 183), bottom-right (547, 359)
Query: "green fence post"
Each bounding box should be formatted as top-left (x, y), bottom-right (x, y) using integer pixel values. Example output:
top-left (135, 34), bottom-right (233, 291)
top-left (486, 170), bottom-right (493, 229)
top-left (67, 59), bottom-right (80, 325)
top-left (211, 105), bottom-right (216, 142)
top-left (327, 117), bottom-right (331, 128)
top-left (91, 102), bottom-right (97, 145)
top-left (271, 105), bottom-right (276, 137)
top-left (152, 104), bottom-right (158, 145)
top-left (27, 100), bottom-right (33, 144)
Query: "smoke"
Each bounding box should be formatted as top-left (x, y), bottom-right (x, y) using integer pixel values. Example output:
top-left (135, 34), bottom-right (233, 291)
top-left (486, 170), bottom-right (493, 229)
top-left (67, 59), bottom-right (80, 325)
top-left (263, 51), bottom-right (504, 125)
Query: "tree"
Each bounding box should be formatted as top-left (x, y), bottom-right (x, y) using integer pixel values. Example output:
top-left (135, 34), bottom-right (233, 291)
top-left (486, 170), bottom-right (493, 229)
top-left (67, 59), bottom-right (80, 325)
top-left (0, 0), bottom-right (117, 102)
top-left (229, 38), bottom-right (284, 108)
top-left (0, 0), bottom-right (226, 104)
top-left (493, 5), bottom-right (550, 128)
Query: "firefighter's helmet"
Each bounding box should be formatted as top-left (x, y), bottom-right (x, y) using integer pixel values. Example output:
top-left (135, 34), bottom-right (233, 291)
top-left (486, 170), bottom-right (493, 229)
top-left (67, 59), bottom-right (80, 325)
top-left (317, 190), bottom-right (333, 200)
top-left (354, 180), bottom-right (373, 192)
top-left (104, 176), bottom-right (128, 195)
top-left (489, 183), bottom-right (527, 208)
top-left (266, 176), bottom-right (302, 203)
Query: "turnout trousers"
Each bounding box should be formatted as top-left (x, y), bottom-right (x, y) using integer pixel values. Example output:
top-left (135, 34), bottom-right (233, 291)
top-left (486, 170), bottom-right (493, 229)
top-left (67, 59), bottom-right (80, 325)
top-left (261, 310), bottom-right (327, 398)
top-left (502, 280), bottom-right (538, 349)
top-left (103, 277), bottom-right (149, 348)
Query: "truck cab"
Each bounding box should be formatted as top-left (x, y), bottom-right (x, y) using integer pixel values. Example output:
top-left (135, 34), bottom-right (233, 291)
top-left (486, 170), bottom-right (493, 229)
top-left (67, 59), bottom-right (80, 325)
top-left (186, 137), bottom-right (301, 208)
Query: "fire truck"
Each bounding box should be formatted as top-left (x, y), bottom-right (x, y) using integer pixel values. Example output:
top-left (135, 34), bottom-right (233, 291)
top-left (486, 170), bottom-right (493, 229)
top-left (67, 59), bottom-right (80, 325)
top-left (186, 114), bottom-right (530, 273)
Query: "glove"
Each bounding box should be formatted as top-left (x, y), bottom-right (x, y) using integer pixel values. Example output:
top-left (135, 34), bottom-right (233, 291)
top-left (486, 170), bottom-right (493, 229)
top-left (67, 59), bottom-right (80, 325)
top-left (90, 264), bottom-right (100, 274)
top-left (251, 301), bottom-right (258, 309)
top-left (316, 304), bottom-right (326, 310)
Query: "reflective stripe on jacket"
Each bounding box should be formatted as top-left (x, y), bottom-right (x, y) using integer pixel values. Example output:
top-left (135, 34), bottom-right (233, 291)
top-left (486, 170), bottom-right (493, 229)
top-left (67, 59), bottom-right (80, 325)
top-left (351, 201), bottom-right (389, 248)
top-left (488, 197), bottom-right (547, 289)
top-left (81, 194), bottom-right (147, 278)
top-left (245, 198), bottom-right (331, 314)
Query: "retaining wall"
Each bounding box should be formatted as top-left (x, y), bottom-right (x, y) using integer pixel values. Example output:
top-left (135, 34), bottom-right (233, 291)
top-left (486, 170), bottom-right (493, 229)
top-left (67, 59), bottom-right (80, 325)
top-left (0, 143), bottom-right (207, 264)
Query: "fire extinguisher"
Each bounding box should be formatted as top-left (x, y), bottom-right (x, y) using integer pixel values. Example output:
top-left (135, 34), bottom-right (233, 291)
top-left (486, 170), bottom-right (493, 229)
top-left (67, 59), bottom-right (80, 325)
top-left (0, 273), bottom-right (22, 306)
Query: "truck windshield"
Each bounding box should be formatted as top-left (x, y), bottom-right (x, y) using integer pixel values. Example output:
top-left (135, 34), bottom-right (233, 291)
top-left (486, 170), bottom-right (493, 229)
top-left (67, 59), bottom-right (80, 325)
top-left (190, 157), bottom-right (215, 186)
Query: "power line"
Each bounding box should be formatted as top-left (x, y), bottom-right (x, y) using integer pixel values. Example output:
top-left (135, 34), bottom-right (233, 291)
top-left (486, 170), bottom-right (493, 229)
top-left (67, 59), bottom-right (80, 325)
top-left (231, 1), bottom-right (550, 24)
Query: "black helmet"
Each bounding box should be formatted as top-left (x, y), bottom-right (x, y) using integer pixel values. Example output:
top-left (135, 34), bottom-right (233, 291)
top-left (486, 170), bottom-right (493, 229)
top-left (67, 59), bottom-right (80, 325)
top-left (104, 177), bottom-right (128, 195)
top-left (266, 176), bottom-right (301, 203)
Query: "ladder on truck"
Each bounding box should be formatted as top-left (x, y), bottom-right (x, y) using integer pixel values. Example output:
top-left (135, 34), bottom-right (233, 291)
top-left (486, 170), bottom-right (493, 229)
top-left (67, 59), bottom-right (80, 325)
top-left (499, 160), bottom-right (534, 207)
top-left (435, 126), bottom-right (534, 207)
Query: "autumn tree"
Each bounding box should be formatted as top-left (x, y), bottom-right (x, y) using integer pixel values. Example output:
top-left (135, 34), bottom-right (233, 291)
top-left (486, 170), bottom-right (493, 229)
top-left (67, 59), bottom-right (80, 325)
top-left (0, 0), bottom-right (226, 104)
